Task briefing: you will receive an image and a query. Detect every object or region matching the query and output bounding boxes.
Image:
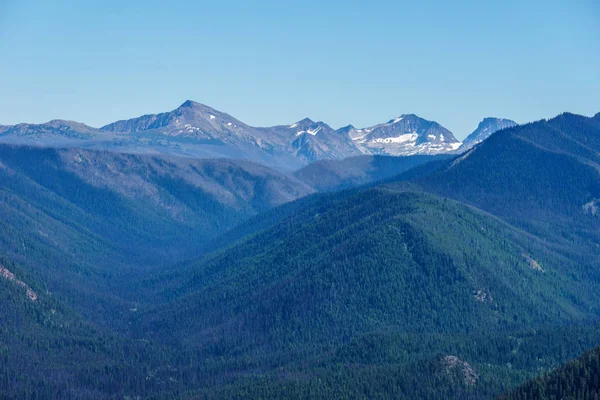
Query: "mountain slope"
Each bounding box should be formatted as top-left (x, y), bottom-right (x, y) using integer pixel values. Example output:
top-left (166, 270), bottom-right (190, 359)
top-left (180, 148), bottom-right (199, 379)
top-left (144, 187), bottom-right (599, 343)
top-left (130, 185), bottom-right (600, 398)
top-left (293, 154), bottom-right (452, 192)
top-left (0, 144), bottom-right (314, 327)
top-left (412, 113), bottom-right (600, 225)
top-left (0, 145), bottom-right (313, 252)
top-left (0, 256), bottom-right (192, 399)
top-left (500, 346), bottom-right (600, 400)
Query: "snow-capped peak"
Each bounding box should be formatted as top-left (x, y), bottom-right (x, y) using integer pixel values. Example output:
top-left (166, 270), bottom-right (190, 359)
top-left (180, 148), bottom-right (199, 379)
top-left (343, 113), bottom-right (460, 156)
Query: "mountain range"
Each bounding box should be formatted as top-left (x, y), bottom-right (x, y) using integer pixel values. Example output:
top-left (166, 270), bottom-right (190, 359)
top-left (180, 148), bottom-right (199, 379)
top-left (0, 101), bottom-right (516, 169)
top-left (1, 109), bottom-right (599, 399)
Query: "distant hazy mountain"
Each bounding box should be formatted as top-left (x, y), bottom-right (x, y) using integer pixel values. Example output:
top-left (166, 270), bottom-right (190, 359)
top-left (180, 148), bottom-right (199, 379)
top-left (459, 117), bottom-right (518, 150)
top-left (0, 101), bottom-right (478, 169)
top-left (0, 120), bottom-right (105, 141)
top-left (100, 100), bottom-right (284, 151)
top-left (261, 118), bottom-right (364, 162)
top-left (99, 100), bottom-right (311, 169)
top-left (0, 145), bottom-right (313, 268)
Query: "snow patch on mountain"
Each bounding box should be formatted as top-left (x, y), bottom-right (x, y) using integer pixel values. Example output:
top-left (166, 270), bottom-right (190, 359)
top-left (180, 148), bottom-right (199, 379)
top-left (372, 133), bottom-right (418, 144)
top-left (296, 127), bottom-right (322, 136)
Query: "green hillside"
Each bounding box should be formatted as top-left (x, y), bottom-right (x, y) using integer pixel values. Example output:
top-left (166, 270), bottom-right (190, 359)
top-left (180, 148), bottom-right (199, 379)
top-left (412, 113), bottom-right (600, 238)
top-left (0, 145), bottom-right (313, 326)
top-left (0, 257), bottom-right (183, 399)
top-left (134, 187), bottom-right (600, 398)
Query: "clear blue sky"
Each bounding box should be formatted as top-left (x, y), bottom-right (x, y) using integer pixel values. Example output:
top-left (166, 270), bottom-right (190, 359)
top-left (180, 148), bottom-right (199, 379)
top-left (0, 0), bottom-right (598, 139)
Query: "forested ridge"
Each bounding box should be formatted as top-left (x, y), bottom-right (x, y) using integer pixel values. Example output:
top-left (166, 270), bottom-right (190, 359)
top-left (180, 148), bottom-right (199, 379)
top-left (133, 185), bottom-right (600, 399)
top-left (501, 346), bottom-right (600, 400)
